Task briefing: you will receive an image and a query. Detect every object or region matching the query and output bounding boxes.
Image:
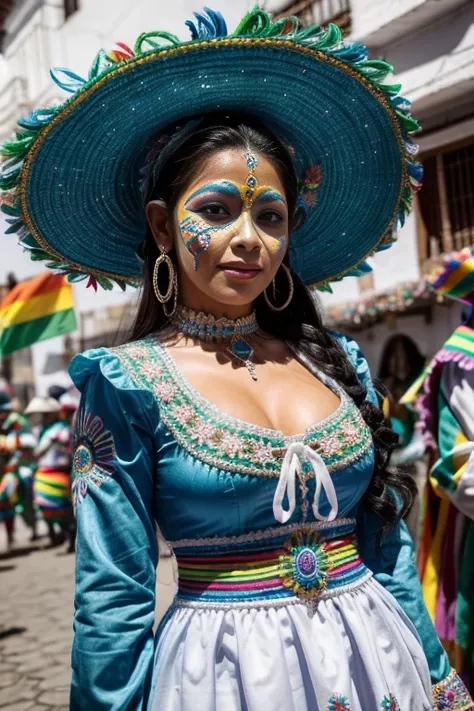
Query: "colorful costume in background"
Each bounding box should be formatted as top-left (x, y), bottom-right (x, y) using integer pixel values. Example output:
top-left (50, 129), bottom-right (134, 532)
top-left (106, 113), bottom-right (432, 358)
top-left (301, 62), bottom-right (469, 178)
top-left (416, 325), bottom-right (474, 690)
top-left (0, 405), bottom-right (30, 537)
top-left (412, 250), bottom-right (474, 692)
top-left (2, 4), bottom-right (470, 710)
top-left (33, 419), bottom-right (74, 525)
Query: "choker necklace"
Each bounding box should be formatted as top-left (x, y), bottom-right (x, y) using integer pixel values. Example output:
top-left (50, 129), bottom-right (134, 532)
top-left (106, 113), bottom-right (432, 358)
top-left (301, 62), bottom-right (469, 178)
top-left (173, 306), bottom-right (259, 381)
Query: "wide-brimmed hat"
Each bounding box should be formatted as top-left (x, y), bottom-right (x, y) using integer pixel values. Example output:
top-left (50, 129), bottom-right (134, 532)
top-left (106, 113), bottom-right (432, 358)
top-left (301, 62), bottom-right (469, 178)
top-left (0, 8), bottom-right (421, 292)
top-left (24, 396), bottom-right (60, 415)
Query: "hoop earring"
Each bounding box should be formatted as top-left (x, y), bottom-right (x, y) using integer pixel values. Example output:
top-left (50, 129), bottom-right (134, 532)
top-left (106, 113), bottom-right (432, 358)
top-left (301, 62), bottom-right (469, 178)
top-left (264, 264), bottom-right (294, 312)
top-left (153, 248), bottom-right (178, 318)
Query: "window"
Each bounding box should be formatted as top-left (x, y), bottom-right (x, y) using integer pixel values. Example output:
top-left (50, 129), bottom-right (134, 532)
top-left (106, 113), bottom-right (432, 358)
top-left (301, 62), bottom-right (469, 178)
top-left (64, 0), bottom-right (79, 20)
top-left (275, 0), bottom-right (351, 34)
top-left (418, 140), bottom-right (474, 259)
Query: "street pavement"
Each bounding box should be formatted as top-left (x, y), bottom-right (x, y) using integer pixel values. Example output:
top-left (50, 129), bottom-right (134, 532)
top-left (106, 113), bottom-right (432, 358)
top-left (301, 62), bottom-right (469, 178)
top-left (0, 521), bottom-right (177, 710)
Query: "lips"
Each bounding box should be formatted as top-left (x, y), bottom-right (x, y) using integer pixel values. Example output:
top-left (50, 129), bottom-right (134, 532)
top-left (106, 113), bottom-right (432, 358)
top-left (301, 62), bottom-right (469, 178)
top-left (218, 263), bottom-right (263, 280)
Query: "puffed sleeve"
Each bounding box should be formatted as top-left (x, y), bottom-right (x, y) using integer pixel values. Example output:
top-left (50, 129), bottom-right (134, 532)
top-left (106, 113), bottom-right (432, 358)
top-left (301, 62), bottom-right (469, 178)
top-left (68, 348), bottom-right (159, 711)
top-left (334, 335), bottom-right (472, 705)
top-left (329, 330), bottom-right (379, 406)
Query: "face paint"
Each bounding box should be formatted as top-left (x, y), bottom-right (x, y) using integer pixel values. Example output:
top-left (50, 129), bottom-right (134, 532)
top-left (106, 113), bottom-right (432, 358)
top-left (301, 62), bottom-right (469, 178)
top-left (179, 214), bottom-right (219, 270)
top-left (177, 170), bottom-right (288, 269)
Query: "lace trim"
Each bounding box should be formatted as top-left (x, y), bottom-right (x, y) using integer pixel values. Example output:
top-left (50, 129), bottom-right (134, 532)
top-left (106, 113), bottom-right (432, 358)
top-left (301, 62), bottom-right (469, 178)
top-left (431, 669), bottom-right (474, 710)
top-left (169, 518), bottom-right (356, 550)
top-left (112, 338), bottom-right (373, 479)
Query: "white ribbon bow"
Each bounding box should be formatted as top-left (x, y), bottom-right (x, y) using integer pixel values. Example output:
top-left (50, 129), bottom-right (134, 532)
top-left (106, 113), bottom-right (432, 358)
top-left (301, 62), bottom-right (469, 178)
top-left (272, 441), bottom-right (339, 524)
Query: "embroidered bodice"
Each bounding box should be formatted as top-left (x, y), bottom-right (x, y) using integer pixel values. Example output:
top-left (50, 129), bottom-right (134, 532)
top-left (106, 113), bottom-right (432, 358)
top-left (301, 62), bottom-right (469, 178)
top-left (108, 337), bottom-right (374, 542)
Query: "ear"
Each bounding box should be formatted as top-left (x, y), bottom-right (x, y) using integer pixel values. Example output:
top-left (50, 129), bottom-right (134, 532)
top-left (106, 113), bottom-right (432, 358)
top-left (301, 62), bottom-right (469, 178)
top-left (145, 200), bottom-right (174, 253)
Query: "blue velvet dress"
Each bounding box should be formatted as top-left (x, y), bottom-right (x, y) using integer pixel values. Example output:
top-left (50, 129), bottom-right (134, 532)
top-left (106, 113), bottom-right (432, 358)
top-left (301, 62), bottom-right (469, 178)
top-left (68, 333), bottom-right (472, 711)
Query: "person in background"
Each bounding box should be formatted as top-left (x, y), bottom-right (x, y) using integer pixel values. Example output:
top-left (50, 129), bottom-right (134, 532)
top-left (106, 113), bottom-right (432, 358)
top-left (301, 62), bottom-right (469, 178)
top-left (27, 396), bottom-right (74, 549)
top-left (413, 248), bottom-right (474, 693)
top-left (58, 392), bottom-right (79, 552)
top-left (378, 334), bottom-right (428, 543)
top-left (0, 389), bottom-right (29, 548)
top-left (15, 432), bottom-right (39, 541)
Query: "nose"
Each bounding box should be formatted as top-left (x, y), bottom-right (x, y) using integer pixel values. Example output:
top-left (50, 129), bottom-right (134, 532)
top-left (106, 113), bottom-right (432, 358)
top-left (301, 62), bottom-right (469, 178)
top-left (230, 212), bottom-right (261, 252)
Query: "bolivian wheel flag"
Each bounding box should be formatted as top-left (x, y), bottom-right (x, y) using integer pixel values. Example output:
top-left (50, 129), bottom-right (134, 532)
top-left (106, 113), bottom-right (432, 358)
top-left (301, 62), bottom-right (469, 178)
top-left (0, 272), bottom-right (77, 356)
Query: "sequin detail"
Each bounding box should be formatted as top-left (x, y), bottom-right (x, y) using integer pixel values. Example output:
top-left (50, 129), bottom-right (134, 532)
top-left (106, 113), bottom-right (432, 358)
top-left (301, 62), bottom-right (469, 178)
top-left (72, 408), bottom-right (115, 509)
top-left (112, 338), bottom-right (373, 479)
top-left (431, 669), bottom-right (474, 709)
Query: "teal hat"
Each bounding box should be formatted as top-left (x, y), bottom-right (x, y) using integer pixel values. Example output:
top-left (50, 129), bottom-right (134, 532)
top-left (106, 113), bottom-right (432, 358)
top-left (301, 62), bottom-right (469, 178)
top-left (0, 8), bottom-right (421, 292)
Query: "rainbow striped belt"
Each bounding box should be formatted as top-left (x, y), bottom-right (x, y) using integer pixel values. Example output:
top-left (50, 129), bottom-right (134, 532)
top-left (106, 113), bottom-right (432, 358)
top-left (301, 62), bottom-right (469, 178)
top-left (174, 523), bottom-right (371, 610)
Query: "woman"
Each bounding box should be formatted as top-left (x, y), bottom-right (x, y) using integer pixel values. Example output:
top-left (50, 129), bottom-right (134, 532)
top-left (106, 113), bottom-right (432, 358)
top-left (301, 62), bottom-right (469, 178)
top-left (1, 8), bottom-right (470, 710)
top-left (27, 396), bottom-right (74, 547)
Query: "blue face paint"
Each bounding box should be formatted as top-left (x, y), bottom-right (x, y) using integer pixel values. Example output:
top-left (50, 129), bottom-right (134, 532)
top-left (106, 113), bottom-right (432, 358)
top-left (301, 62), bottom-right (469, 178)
top-left (184, 181), bottom-right (241, 207)
top-left (253, 189), bottom-right (286, 206)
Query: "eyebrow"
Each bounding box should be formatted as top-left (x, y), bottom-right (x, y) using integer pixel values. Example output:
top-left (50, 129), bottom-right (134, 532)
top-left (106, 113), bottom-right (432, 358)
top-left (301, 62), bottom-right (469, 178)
top-left (253, 189), bottom-right (286, 205)
top-left (184, 181), bottom-right (241, 204)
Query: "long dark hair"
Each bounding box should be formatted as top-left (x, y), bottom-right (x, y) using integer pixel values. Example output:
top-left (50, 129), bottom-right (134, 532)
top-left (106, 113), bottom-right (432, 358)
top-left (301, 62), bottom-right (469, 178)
top-left (132, 113), bottom-right (415, 534)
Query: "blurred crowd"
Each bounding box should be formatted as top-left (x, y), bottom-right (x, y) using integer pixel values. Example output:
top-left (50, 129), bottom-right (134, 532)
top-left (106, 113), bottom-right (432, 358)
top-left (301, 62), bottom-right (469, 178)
top-left (0, 384), bottom-right (79, 553)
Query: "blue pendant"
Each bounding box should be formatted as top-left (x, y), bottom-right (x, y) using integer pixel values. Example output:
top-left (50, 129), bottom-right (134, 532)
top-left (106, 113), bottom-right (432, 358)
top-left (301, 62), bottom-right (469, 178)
top-left (231, 338), bottom-right (253, 360)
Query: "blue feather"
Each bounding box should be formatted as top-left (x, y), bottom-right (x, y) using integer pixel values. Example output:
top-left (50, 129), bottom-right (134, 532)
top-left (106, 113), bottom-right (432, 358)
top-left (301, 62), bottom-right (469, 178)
top-left (17, 108), bottom-right (56, 129)
top-left (347, 260), bottom-right (373, 278)
top-left (50, 67), bottom-right (86, 93)
top-left (186, 8), bottom-right (227, 40)
top-left (407, 161), bottom-right (423, 182)
top-left (332, 42), bottom-right (368, 63)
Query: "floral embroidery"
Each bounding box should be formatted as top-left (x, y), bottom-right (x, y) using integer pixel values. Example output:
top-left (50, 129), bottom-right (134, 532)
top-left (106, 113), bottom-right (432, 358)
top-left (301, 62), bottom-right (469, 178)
top-left (111, 339), bottom-right (372, 480)
top-left (431, 669), bottom-right (473, 709)
top-left (380, 694), bottom-right (400, 711)
top-left (327, 695), bottom-right (351, 711)
top-left (72, 408), bottom-right (115, 509)
top-left (299, 164), bottom-right (322, 211)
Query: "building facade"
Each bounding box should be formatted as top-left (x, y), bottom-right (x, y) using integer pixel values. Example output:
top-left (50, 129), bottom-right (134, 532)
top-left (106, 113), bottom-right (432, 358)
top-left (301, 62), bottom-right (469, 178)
top-left (0, 0), bottom-right (473, 396)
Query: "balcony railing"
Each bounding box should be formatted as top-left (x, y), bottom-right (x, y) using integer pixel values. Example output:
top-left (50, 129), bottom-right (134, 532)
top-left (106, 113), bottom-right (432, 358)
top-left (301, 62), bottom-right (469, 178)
top-left (275, 0), bottom-right (351, 34)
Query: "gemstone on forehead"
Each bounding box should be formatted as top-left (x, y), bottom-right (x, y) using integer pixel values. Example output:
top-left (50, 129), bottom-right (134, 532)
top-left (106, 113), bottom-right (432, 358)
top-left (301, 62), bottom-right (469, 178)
top-left (246, 189), bottom-right (254, 199)
top-left (246, 152), bottom-right (259, 171)
top-left (247, 176), bottom-right (257, 188)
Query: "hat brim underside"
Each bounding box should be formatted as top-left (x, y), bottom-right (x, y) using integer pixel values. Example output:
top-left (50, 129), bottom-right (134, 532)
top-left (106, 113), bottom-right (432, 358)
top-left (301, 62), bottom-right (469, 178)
top-left (21, 39), bottom-right (405, 288)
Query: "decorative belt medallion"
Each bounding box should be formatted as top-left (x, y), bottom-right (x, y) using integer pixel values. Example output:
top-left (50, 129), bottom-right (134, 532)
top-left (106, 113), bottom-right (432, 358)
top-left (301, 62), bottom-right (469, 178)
top-left (279, 526), bottom-right (331, 607)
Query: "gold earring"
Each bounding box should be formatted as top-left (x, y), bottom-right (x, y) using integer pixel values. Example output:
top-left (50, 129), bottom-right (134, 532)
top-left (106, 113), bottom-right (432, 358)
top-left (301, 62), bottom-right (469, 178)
top-left (153, 247), bottom-right (178, 318)
top-left (264, 264), bottom-right (294, 312)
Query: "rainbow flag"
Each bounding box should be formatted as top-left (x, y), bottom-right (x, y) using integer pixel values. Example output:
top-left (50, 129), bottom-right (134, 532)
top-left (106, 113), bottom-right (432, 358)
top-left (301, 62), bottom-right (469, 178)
top-left (0, 272), bottom-right (77, 356)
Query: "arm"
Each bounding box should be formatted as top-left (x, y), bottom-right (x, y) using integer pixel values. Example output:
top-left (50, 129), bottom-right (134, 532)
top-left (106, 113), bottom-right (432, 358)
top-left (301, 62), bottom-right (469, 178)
top-left (69, 350), bottom-right (159, 711)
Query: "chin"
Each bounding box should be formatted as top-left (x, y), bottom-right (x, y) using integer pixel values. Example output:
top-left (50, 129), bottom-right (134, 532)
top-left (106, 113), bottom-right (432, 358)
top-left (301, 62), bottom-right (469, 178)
top-left (207, 285), bottom-right (262, 307)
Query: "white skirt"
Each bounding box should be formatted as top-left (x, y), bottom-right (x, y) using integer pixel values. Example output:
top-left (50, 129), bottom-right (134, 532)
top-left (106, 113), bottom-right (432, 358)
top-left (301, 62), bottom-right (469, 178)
top-left (149, 577), bottom-right (432, 711)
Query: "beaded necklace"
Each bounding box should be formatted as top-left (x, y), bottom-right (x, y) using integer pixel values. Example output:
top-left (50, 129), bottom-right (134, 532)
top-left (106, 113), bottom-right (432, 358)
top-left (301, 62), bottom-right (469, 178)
top-left (173, 306), bottom-right (259, 380)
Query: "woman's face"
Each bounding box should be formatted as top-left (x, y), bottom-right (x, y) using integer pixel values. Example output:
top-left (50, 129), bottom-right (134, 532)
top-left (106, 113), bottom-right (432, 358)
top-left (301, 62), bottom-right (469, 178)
top-left (147, 148), bottom-right (290, 316)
